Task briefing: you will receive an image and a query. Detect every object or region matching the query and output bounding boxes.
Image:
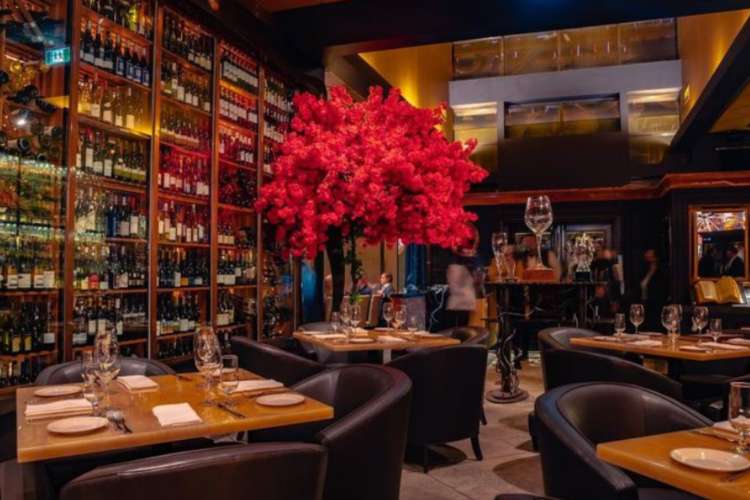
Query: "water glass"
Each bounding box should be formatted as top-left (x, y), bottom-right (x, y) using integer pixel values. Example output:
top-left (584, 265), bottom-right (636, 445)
top-left (382, 302), bottom-right (394, 328)
top-left (340, 303), bottom-right (351, 328)
top-left (710, 318), bottom-right (722, 344)
top-left (393, 309), bottom-right (406, 332)
top-left (407, 314), bottom-right (423, 333)
top-left (330, 312), bottom-right (341, 333)
top-left (218, 355), bottom-right (239, 403)
top-left (94, 331), bottom-right (121, 410)
top-left (661, 305), bottom-right (679, 345)
top-left (729, 381), bottom-right (750, 453)
top-left (614, 313), bottom-right (626, 338)
top-left (350, 303), bottom-right (361, 332)
top-left (524, 195), bottom-right (553, 269)
top-left (194, 329), bottom-right (221, 404)
top-left (629, 304), bottom-right (644, 334)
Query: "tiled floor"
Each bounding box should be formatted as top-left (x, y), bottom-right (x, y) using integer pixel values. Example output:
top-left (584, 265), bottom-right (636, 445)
top-left (401, 360), bottom-right (545, 500)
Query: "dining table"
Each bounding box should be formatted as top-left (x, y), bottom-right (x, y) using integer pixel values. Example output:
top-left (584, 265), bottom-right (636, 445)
top-left (570, 335), bottom-right (750, 361)
top-left (16, 370), bottom-right (333, 464)
top-left (598, 427), bottom-right (750, 500)
top-left (292, 329), bottom-right (460, 363)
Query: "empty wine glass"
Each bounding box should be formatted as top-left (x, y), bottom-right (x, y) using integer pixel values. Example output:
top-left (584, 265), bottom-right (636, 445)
top-left (330, 312), bottom-right (341, 333)
top-left (692, 306), bottom-right (708, 335)
top-left (194, 329), bottom-right (221, 404)
top-left (629, 304), bottom-right (645, 334)
top-left (94, 330), bottom-right (121, 411)
top-left (81, 351), bottom-right (100, 414)
top-left (710, 318), bottom-right (723, 344)
top-left (348, 303), bottom-right (361, 340)
top-left (382, 302), bottom-right (394, 330)
top-left (393, 309), bottom-right (406, 332)
top-left (491, 232), bottom-right (508, 279)
top-left (407, 314), bottom-right (422, 333)
top-left (661, 305), bottom-right (679, 345)
top-left (729, 381), bottom-right (750, 453)
top-left (218, 355), bottom-right (239, 404)
top-left (524, 195), bottom-right (553, 269)
top-left (614, 313), bottom-right (626, 339)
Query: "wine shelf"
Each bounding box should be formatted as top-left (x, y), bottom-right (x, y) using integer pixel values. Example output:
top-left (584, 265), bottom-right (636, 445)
top-left (157, 191), bottom-right (210, 205)
top-left (78, 115), bottom-right (152, 141)
top-left (160, 354), bottom-right (193, 365)
top-left (72, 338), bottom-right (147, 353)
top-left (159, 139), bottom-right (210, 157)
top-left (217, 203), bottom-right (255, 214)
top-left (220, 79), bottom-right (257, 101)
top-left (0, 351), bottom-right (57, 362)
top-left (74, 288), bottom-right (149, 297)
top-left (79, 5), bottom-right (153, 46)
top-left (157, 241), bottom-right (210, 249)
top-left (79, 61), bottom-right (153, 93)
top-left (76, 174), bottom-right (148, 194)
top-left (160, 93), bottom-right (211, 118)
top-left (157, 286), bottom-right (210, 293)
top-left (156, 331), bottom-right (197, 340)
top-left (161, 47), bottom-right (212, 76)
top-left (218, 117), bottom-right (257, 136)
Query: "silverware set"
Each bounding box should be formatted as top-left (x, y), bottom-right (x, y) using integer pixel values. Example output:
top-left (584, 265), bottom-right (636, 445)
top-left (106, 409), bottom-right (133, 433)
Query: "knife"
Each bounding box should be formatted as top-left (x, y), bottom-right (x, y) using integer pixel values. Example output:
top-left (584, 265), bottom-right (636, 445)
top-left (246, 388), bottom-right (292, 399)
top-left (216, 402), bottom-right (247, 419)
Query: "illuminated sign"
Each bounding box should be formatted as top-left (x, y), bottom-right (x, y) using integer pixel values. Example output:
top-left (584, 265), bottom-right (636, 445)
top-left (44, 46), bottom-right (70, 66)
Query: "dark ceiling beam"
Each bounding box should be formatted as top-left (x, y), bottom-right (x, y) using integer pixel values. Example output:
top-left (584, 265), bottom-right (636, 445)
top-left (325, 54), bottom-right (392, 98)
top-left (671, 17), bottom-right (750, 151)
top-left (273, 0), bottom-right (750, 61)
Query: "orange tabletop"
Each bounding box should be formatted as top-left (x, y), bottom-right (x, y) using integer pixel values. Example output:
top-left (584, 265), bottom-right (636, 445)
top-left (598, 428), bottom-right (750, 500)
top-left (293, 330), bottom-right (460, 352)
top-left (570, 337), bottom-right (750, 361)
top-left (17, 372), bottom-right (333, 464)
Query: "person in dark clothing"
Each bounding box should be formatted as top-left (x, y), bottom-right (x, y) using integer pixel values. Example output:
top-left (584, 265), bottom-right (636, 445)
top-left (698, 246), bottom-right (721, 277)
top-left (724, 246), bottom-right (745, 277)
top-left (638, 248), bottom-right (669, 332)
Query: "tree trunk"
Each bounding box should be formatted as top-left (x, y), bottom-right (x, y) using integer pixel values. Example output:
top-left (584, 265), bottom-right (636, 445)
top-left (326, 227), bottom-right (346, 314)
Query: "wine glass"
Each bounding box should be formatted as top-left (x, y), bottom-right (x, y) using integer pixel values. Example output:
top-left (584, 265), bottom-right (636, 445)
top-left (94, 331), bottom-right (121, 411)
top-left (382, 302), bottom-right (394, 330)
top-left (614, 313), bottom-right (626, 339)
top-left (218, 355), bottom-right (239, 404)
top-left (661, 305), bottom-right (679, 345)
top-left (629, 304), bottom-right (645, 334)
top-left (393, 309), bottom-right (406, 332)
top-left (710, 318), bottom-right (723, 344)
top-left (407, 314), bottom-right (422, 333)
top-left (524, 195), bottom-right (553, 269)
top-left (80, 351), bottom-right (100, 414)
top-left (729, 381), bottom-right (750, 453)
top-left (692, 306), bottom-right (708, 335)
top-left (194, 329), bottom-right (221, 404)
top-left (339, 303), bottom-right (351, 332)
top-left (491, 232), bottom-right (508, 279)
top-left (330, 312), bottom-right (341, 333)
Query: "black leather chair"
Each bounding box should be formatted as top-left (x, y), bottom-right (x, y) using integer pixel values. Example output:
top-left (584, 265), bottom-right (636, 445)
top-left (541, 349), bottom-right (682, 400)
top-left (35, 358), bottom-right (174, 385)
top-left (537, 326), bottom-right (599, 353)
top-left (536, 383), bottom-right (709, 500)
top-left (495, 496), bottom-right (557, 500)
top-left (298, 322), bottom-right (336, 332)
top-left (230, 337), bottom-right (325, 386)
top-left (388, 344), bottom-right (486, 472)
top-left (60, 443), bottom-right (328, 500)
top-left (251, 365), bottom-right (412, 500)
top-left (438, 326), bottom-right (490, 346)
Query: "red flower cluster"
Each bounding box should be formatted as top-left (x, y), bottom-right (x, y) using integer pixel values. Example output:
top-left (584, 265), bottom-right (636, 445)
top-left (256, 86), bottom-right (488, 258)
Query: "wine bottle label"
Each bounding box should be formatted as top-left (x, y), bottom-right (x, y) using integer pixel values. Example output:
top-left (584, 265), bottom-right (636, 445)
top-left (90, 103), bottom-right (101, 118)
top-left (17, 273), bottom-right (31, 289)
top-left (75, 152), bottom-right (82, 169)
top-left (93, 160), bottom-right (103, 175)
top-left (179, 318), bottom-right (189, 332)
top-left (126, 114), bottom-right (135, 130)
top-left (85, 147), bottom-right (94, 167)
top-left (194, 277), bottom-right (203, 286)
top-left (177, 86), bottom-right (184, 102)
top-left (235, 267), bottom-right (242, 278)
top-left (119, 272), bottom-right (128, 289)
top-left (43, 332), bottom-right (55, 345)
top-left (156, 322), bottom-right (162, 336)
top-left (44, 270), bottom-right (55, 289)
top-left (114, 114), bottom-right (124, 128)
top-left (73, 332), bottom-right (87, 345)
top-left (88, 319), bottom-right (96, 336)
top-left (33, 273), bottom-right (46, 289)
top-left (97, 318), bottom-right (107, 335)
top-left (158, 218), bottom-right (164, 235)
top-left (102, 109), bottom-right (113, 123)
top-left (119, 220), bottom-right (130, 236)
top-left (104, 159), bottom-right (113, 177)
top-left (169, 226), bottom-right (176, 241)
top-left (130, 215), bottom-right (139, 235)
top-left (116, 321), bottom-right (123, 337)
top-left (5, 272), bottom-right (17, 289)
top-left (174, 272), bottom-right (181, 287)
top-left (198, 225), bottom-right (205, 241)
top-left (99, 279), bottom-right (108, 290)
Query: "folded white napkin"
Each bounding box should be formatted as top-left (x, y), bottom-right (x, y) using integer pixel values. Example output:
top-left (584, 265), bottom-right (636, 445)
top-left (313, 334), bottom-right (347, 340)
top-left (714, 418), bottom-right (750, 434)
top-left (117, 375), bottom-right (159, 392)
top-left (415, 331), bottom-right (441, 337)
top-left (230, 379), bottom-right (283, 394)
top-left (593, 336), bottom-right (618, 342)
top-left (378, 335), bottom-right (407, 343)
top-left (25, 399), bottom-right (93, 421)
top-left (727, 338), bottom-right (750, 346)
top-left (702, 342), bottom-right (749, 351)
top-left (630, 340), bottom-right (663, 347)
top-left (152, 403), bottom-right (202, 427)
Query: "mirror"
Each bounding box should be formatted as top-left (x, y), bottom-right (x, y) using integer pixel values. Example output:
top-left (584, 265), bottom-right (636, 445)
top-left (692, 207), bottom-right (748, 280)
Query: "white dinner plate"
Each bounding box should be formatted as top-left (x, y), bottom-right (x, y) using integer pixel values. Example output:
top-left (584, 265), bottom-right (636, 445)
top-left (34, 385), bottom-right (82, 398)
top-left (670, 447), bottom-right (750, 472)
top-left (47, 416), bottom-right (109, 435)
top-left (350, 338), bottom-right (374, 344)
top-left (256, 393), bottom-right (306, 407)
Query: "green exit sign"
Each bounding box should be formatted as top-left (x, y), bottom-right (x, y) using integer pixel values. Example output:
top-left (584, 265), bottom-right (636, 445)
top-left (44, 46), bottom-right (70, 66)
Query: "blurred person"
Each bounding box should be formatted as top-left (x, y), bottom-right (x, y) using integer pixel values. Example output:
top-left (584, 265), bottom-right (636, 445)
top-left (724, 245), bottom-right (745, 277)
top-left (638, 248), bottom-right (669, 331)
top-left (375, 272), bottom-right (394, 299)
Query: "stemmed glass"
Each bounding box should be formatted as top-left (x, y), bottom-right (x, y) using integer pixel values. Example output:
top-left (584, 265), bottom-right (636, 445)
top-left (393, 309), bottom-right (406, 333)
top-left (729, 382), bottom-right (750, 454)
top-left (194, 328), bottom-right (221, 405)
top-left (614, 313), bottom-right (626, 340)
top-left (491, 232), bottom-right (508, 279)
top-left (692, 306), bottom-right (708, 335)
top-left (94, 330), bottom-right (121, 411)
top-left (81, 351), bottom-right (101, 414)
top-left (407, 314), bottom-right (422, 333)
top-left (629, 304), bottom-right (645, 334)
top-left (524, 195), bottom-right (553, 269)
top-left (330, 312), bottom-right (342, 333)
top-left (661, 305), bottom-right (680, 345)
top-left (218, 355), bottom-right (239, 405)
top-left (382, 302), bottom-right (394, 330)
top-left (340, 303), bottom-right (351, 333)
top-left (349, 303), bottom-right (361, 332)
top-left (709, 318), bottom-right (723, 344)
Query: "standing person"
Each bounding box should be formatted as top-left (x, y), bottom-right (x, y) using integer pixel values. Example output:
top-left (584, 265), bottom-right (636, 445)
top-left (638, 248), bottom-right (669, 331)
top-left (376, 272), bottom-right (394, 299)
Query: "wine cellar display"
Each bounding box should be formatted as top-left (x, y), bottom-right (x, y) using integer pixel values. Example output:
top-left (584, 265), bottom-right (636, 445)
top-left (0, 0), bottom-right (303, 391)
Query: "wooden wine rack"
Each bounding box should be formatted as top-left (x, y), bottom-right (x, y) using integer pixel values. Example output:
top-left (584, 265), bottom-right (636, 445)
top-left (0, 0), bottom-right (303, 391)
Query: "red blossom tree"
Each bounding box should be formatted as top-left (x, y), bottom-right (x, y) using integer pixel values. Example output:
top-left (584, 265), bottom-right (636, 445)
top-left (256, 85), bottom-right (487, 308)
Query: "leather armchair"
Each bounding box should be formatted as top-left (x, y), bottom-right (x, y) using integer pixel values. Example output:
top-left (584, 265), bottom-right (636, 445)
top-left (60, 443), bottom-right (328, 500)
top-left (536, 382), bottom-right (710, 500)
top-left (230, 337), bottom-right (325, 386)
top-left (541, 349), bottom-right (682, 399)
top-left (251, 365), bottom-right (412, 500)
top-left (537, 327), bottom-right (599, 353)
top-left (388, 345), bottom-right (486, 472)
top-left (35, 358), bottom-right (174, 385)
top-left (437, 326), bottom-right (490, 346)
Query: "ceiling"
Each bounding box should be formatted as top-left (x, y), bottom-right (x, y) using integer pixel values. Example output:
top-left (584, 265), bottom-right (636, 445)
top-left (713, 83), bottom-right (750, 132)
top-left (265, 0), bottom-right (750, 64)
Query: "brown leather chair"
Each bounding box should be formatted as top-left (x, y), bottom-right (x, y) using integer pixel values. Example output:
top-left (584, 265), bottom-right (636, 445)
top-left (230, 336), bottom-right (325, 386)
top-left (537, 326), bottom-right (599, 353)
top-left (388, 345), bottom-right (486, 472)
top-left (60, 443), bottom-right (328, 500)
top-left (35, 358), bottom-right (174, 385)
top-left (438, 326), bottom-right (490, 346)
top-left (251, 365), bottom-right (412, 500)
top-left (536, 383), bottom-right (708, 500)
